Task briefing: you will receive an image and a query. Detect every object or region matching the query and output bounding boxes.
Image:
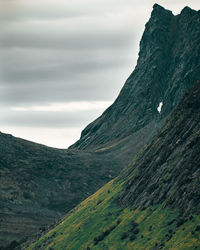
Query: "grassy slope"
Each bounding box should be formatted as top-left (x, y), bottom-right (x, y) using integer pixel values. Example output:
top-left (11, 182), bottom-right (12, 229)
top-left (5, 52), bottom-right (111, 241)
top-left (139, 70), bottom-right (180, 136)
top-left (28, 178), bottom-right (200, 250)
top-left (28, 82), bottom-right (200, 250)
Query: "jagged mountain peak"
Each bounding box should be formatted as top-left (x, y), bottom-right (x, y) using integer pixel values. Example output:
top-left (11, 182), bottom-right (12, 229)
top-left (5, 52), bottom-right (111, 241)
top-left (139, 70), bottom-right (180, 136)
top-left (152, 4), bottom-right (197, 17)
top-left (145, 4), bottom-right (173, 37)
top-left (153, 3), bottom-right (165, 10)
top-left (180, 5), bottom-right (197, 15)
top-left (70, 5), bottom-right (200, 151)
top-left (152, 3), bottom-right (173, 16)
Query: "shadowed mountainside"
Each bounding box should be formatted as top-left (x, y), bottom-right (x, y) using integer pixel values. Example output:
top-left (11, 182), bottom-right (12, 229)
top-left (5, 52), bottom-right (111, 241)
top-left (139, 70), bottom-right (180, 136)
top-left (119, 80), bottom-right (200, 214)
top-left (29, 80), bottom-right (200, 250)
top-left (0, 134), bottom-right (120, 248)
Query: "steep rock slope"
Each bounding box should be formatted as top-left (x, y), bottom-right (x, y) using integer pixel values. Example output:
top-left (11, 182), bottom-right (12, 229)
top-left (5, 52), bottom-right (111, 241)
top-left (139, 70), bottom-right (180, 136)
top-left (0, 134), bottom-right (119, 249)
top-left (119, 82), bottom-right (200, 214)
top-left (29, 80), bottom-right (200, 250)
top-left (70, 4), bottom-right (200, 152)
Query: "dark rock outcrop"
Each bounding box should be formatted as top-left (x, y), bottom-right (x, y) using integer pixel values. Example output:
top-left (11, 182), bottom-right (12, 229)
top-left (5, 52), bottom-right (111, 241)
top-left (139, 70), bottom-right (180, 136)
top-left (70, 4), bottom-right (200, 153)
top-left (119, 80), bottom-right (200, 215)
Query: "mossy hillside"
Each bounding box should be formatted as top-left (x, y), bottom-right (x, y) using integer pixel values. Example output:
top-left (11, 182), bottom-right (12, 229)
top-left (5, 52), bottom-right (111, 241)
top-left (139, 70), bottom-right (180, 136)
top-left (28, 177), bottom-right (200, 250)
top-left (28, 179), bottom-right (123, 249)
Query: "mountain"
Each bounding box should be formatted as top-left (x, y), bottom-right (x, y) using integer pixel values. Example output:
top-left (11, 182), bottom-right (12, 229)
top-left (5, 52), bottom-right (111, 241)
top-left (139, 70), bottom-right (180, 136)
top-left (28, 79), bottom-right (200, 250)
top-left (1, 3), bottom-right (200, 249)
top-left (70, 4), bottom-right (200, 155)
top-left (0, 134), bottom-right (120, 249)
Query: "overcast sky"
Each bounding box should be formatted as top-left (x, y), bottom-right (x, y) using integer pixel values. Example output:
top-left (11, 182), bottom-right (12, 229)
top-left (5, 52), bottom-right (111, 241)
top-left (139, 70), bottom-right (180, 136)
top-left (0, 0), bottom-right (199, 148)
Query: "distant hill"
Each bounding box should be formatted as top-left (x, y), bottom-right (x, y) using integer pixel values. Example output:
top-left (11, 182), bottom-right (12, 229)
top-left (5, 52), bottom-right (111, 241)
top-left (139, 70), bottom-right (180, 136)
top-left (29, 80), bottom-right (200, 249)
top-left (0, 133), bottom-right (120, 248)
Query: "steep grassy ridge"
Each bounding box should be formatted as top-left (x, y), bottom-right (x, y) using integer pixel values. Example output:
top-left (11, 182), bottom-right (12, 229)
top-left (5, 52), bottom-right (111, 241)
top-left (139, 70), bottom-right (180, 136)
top-left (28, 81), bottom-right (200, 249)
top-left (28, 181), bottom-right (200, 249)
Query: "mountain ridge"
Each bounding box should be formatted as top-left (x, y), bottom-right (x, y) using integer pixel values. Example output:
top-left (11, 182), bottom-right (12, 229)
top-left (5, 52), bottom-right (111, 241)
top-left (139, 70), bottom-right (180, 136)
top-left (70, 4), bottom-right (200, 152)
top-left (28, 79), bottom-right (200, 250)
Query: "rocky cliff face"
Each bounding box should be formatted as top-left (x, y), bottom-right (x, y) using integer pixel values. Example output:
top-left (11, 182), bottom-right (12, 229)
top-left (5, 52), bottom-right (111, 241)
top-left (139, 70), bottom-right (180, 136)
top-left (70, 4), bottom-right (200, 152)
top-left (119, 80), bottom-right (200, 215)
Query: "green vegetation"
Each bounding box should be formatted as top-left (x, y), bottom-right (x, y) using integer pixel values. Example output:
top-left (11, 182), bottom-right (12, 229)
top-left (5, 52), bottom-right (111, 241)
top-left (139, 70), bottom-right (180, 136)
top-left (28, 178), bottom-right (200, 250)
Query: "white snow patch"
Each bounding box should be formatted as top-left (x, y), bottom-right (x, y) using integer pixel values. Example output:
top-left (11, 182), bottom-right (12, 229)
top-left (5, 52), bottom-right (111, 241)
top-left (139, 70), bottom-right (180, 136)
top-left (157, 102), bottom-right (163, 113)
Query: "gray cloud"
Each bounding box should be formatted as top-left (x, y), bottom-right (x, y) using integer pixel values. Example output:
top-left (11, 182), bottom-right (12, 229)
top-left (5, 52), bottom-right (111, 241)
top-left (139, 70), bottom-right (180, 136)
top-left (0, 69), bottom-right (130, 106)
top-left (0, 8), bottom-right (139, 108)
top-left (1, 109), bottom-right (102, 128)
top-left (0, 27), bottom-right (135, 50)
top-left (1, 48), bottom-right (133, 84)
top-left (0, 0), bottom-right (152, 22)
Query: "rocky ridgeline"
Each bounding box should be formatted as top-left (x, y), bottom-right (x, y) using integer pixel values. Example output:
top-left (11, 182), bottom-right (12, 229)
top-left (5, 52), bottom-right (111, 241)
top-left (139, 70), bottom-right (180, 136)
top-left (70, 4), bottom-right (200, 151)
